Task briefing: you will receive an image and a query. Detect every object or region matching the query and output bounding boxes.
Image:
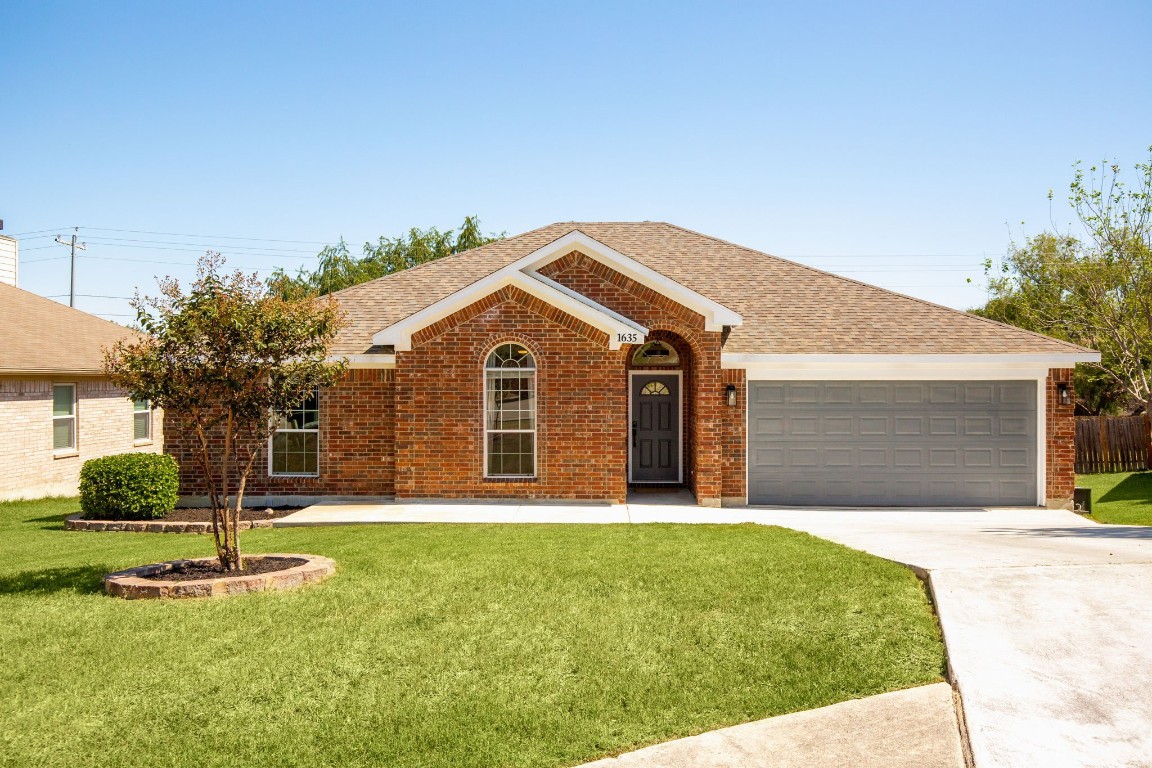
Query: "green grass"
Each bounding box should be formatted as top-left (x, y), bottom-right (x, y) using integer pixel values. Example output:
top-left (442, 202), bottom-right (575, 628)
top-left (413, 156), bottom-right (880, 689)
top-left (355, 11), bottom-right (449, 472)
top-left (1077, 471), bottom-right (1152, 525)
top-left (0, 498), bottom-right (944, 768)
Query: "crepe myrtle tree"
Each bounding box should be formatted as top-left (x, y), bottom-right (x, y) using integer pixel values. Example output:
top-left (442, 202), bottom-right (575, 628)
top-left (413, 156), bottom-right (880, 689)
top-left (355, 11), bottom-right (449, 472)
top-left (105, 253), bottom-right (346, 571)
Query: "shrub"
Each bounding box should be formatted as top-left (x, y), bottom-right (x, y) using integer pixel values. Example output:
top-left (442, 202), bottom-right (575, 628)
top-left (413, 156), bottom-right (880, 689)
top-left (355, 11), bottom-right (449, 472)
top-left (79, 453), bottom-right (180, 520)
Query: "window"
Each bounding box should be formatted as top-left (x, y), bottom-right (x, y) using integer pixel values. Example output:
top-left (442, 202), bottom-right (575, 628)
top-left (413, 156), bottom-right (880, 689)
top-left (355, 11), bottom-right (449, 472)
top-left (484, 343), bottom-right (536, 477)
top-left (640, 381), bottom-right (671, 396)
top-left (133, 398), bottom-right (152, 442)
top-left (270, 390), bottom-right (319, 476)
top-left (52, 384), bottom-right (76, 452)
top-left (632, 340), bottom-right (679, 366)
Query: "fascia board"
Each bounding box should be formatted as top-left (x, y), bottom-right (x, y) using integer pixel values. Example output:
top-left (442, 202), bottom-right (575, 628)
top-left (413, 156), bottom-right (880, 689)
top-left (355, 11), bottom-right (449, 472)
top-left (725, 352), bottom-right (1100, 380)
top-left (515, 230), bottom-right (743, 331)
top-left (372, 270), bottom-right (646, 351)
top-left (523, 271), bottom-right (648, 335)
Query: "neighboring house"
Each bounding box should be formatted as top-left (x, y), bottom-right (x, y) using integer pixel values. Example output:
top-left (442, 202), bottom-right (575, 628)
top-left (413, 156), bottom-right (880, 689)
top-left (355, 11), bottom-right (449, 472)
top-left (167, 222), bottom-right (1097, 509)
top-left (0, 237), bottom-right (162, 500)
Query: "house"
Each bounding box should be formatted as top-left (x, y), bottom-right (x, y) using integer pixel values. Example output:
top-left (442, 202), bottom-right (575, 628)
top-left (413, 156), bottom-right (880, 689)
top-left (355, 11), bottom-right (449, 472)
top-left (167, 222), bottom-right (1097, 508)
top-left (0, 235), bottom-right (163, 500)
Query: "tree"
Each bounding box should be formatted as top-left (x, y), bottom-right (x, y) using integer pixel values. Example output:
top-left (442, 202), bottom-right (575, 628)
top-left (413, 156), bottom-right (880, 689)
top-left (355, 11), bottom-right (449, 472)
top-left (977, 147), bottom-right (1152, 418)
top-left (268, 215), bottom-right (503, 299)
top-left (105, 253), bottom-right (346, 571)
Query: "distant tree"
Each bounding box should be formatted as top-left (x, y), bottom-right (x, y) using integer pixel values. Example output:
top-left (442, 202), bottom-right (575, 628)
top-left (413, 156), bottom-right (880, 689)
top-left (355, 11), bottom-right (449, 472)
top-left (105, 253), bottom-right (346, 571)
top-left (269, 215), bottom-right (504, 299)
top-left (975, 147), bottom-right (1152, 417)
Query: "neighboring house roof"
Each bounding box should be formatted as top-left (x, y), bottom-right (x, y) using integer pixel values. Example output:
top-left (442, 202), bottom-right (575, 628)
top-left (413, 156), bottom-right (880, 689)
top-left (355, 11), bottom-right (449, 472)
top-left (330, 221), bottom-right (1096, 358)
top-left (0, 282), bottom-right (136, 375)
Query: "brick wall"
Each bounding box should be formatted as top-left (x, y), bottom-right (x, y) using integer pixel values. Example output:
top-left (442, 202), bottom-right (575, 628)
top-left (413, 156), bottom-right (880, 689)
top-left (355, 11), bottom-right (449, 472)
top-left (1046, 367), bottom-right (1076, 507)
top-left (0, 376), bottom-right (164, 501)
top-left (721, 367), bottom-right (747, 503)
top-left (169, 368), bottom-right (395, 501)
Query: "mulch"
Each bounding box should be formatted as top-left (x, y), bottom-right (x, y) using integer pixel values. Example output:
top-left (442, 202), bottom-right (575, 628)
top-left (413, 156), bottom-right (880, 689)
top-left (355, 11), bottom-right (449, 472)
top-left (160, 506), bottom-right (302, 523)
top-left (138, 556), bottom-right (308, 582)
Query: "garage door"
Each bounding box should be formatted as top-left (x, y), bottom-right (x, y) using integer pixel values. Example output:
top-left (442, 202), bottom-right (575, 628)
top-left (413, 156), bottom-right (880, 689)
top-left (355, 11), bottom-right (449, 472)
top-left (748, 381), bottom-right (1037, 506)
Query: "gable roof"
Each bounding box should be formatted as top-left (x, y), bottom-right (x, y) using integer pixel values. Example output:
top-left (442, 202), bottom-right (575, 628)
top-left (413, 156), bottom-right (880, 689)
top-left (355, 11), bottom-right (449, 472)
top-left (330, 221), bottom-right (1096, 359)
top-left (0, 282), bottom-right (136, 375)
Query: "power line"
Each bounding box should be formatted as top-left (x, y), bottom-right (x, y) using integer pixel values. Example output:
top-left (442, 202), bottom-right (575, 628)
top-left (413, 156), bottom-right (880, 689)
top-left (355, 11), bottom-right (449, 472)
top-left (80, 226), bottom-right (332, 245)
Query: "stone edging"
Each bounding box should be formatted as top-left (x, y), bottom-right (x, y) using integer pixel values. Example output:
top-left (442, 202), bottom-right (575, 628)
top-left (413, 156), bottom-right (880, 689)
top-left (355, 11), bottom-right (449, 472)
top-left (66, 514), bottom-right (275, 534)
top-left (104, 553), bottom-right (336, 599)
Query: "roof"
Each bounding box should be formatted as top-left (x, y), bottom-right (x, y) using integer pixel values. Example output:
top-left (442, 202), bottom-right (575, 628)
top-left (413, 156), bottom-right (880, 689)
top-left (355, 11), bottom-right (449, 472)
top-left (0, 282), bottom-right (137, 375)
top-left (331, 221), bottom-right (1095, 358)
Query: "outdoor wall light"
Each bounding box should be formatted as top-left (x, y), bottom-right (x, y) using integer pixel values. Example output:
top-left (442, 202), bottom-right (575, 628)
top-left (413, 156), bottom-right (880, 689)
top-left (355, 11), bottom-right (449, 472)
top-left (1057, 382), bottom-right (1072, 406)
top-left (725, 383), bottom-right (737, 407)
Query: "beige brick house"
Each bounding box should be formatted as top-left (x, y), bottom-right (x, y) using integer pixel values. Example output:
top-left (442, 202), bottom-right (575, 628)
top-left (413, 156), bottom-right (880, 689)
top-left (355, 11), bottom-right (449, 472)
top-left (0, 246), bottom-right (162, 500)
top-left (167, 222), bottom-right (1098, 509)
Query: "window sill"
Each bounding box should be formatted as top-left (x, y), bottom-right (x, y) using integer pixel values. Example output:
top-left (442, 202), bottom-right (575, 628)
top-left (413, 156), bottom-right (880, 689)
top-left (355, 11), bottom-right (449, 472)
top-left (53, 450), bottom-right (79, 460)
top-left (483, 476), bottom-right (538, 483)
top-left (269, 473), bottom-right (320, 479)
top-left (133, 440), bottom-right (153, 447)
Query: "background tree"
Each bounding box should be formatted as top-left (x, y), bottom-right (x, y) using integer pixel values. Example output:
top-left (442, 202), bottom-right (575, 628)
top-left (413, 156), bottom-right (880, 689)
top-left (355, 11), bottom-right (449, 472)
top-left (975, 147), bottom-right (1152, 417)
top-left (105, 253), bottom-right (346, 571)
top-left (269, 215), bottom-right (503, 299)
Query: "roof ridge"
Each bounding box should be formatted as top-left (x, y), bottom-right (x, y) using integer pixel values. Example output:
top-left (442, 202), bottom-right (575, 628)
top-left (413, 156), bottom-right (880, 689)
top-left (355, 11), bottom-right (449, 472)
top-left (655, 221), bottom-right (1095, 355)
top-left (331, 222), bottom-right (575, 298)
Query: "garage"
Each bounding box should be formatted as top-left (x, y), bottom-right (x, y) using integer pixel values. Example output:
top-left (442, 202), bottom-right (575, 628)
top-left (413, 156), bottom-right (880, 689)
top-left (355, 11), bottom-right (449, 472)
top-left (748, 380), bottom-right (1037, 507)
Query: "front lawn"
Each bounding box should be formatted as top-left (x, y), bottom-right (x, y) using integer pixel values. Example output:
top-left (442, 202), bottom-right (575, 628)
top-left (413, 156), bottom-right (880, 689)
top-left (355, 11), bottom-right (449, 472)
top-left (0, 498), bottom-right (944, 768)
top-left (1077, 471), bottom-right (1152, 525)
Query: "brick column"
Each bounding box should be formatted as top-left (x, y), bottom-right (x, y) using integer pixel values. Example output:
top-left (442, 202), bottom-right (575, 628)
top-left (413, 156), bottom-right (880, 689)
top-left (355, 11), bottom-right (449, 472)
top-left (1045, 368), bottom-right (1076, 508)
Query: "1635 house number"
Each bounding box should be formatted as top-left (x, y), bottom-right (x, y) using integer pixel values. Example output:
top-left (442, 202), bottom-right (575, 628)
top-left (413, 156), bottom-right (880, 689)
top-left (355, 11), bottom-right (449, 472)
top-left (617, 332), bottom-right (641, 344)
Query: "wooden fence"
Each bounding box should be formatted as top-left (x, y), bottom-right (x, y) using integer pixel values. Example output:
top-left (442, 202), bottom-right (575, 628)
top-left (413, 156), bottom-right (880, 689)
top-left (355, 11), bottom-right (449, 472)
top-left (1075, 414), bottom-right (1152, 474)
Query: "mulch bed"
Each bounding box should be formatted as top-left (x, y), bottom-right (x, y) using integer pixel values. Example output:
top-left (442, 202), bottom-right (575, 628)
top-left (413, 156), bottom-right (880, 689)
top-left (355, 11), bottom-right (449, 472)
top-left (138, 556), bottom-right (308, 582)
top-left (160, 506), bottom-right (302, 523)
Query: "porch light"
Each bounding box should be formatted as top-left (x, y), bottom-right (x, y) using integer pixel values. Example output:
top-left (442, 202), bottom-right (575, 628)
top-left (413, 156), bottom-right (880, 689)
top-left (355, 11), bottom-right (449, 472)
top-left (1057, 382), bottom-right (1072, 406)
top-left (725, 383), bottom-right (737, 407)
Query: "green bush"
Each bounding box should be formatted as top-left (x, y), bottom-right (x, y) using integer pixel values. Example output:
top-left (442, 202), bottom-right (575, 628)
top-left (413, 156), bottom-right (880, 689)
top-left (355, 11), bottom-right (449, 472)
top-left (79, 453), bottom-right (180, 520)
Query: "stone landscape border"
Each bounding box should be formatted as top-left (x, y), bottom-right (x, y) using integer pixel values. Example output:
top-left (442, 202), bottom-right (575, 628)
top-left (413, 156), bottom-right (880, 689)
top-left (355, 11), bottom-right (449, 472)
top-left (66, 514), bottom-right (275, 534)
top-left (104, 553), bottom-right (336, 599)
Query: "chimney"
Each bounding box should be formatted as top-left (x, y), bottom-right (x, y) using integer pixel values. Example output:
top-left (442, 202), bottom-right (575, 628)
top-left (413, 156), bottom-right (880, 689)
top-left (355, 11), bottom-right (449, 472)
top-left (0, 234), bottom-right (16, 287)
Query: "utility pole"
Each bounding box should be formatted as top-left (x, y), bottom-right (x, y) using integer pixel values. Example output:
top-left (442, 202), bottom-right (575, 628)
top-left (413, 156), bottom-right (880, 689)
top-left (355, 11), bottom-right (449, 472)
top-left (53, 227), bottom-right (86, 307)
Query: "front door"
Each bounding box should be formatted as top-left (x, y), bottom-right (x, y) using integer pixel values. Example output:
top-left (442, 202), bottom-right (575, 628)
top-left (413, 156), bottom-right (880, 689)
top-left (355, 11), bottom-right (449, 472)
top-left (631, 374), bottom-right (680, 483)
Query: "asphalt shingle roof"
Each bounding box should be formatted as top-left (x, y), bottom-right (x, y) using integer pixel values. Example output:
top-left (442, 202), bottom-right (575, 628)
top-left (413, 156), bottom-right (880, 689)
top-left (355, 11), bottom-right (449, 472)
top-left (0, 282), bottom-right (136, 375)
top-left (330, 221), bottom-right (1092, 357)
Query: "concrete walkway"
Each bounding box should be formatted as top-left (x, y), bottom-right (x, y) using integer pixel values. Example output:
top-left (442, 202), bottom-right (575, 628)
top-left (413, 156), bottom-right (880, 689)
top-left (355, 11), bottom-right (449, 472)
top-left (276, 500), bottom-right (1152, 766)
top-left (579, 683), bottom-right (964, 768)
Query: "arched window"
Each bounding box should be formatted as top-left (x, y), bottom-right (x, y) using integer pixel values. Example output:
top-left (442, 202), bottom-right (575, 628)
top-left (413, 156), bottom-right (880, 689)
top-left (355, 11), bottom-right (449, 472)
top-left (640, 381), bottom-right (671, 396)
top-left (632, 340), bottom-right (679, 366)
top-left (484, 343), bottom-right (536, 477)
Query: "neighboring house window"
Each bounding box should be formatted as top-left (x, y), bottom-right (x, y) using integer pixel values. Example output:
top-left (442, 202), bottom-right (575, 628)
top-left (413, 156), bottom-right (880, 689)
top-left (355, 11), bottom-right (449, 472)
top-left (484, 343), bottom-right (536, 478)
top-left (270, 390), bottom-right (319, 476)
top-left (52, 384), bottom-right (76, 452)
top-left (133, 398), bottom-right (152, 442)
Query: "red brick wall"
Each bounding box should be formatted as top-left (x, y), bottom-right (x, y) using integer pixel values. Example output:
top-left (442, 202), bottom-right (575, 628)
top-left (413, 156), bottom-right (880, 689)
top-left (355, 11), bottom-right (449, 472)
top-left (395, 284), bottom-right (627, 501)
top-left (721, 368), bottom-right (747, 502)
top-left (169, 368), bottom-right (396, 499)
top-left (1046, 367), bottom-right (1076, 507)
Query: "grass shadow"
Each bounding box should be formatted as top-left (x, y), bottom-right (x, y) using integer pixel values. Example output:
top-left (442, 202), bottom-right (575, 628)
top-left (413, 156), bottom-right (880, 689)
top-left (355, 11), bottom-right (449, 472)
top-left (26, 512), bottom-right (76, 530)
top-left (0, 565), bottom-right (113, 596)
top-left (1097, 473), bottom-right (1152, 505)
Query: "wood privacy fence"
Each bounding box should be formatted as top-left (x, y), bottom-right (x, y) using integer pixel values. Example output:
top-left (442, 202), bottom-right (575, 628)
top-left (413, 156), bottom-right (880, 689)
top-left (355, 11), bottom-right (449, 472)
top-left (1075, 414), bottom-right (1152, 474)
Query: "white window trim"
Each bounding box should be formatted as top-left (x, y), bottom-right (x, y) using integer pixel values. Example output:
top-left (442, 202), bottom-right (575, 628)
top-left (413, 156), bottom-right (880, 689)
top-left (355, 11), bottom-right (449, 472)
top-left (483, 347), bottom-right (538, 480)
top-left (627, 370), bottom-right (684, 484)
top-left (52, 383), bottom-right (77, 454)
top-left (268, 393), bottom-right (320, 478)
top-left (133, 398), bottom-right (153, 444)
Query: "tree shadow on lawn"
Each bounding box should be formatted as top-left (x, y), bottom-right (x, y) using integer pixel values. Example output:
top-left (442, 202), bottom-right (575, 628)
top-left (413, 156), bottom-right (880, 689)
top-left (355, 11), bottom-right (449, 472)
top-left (26, 512), bottom-right (75, 530)
top-left (0, 564), bottom-right (113, 595)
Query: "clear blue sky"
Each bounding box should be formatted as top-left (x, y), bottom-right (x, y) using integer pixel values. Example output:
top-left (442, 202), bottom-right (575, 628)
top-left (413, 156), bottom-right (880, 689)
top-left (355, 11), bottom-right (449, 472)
top-left (3, 0), bottom-right (1150, 321)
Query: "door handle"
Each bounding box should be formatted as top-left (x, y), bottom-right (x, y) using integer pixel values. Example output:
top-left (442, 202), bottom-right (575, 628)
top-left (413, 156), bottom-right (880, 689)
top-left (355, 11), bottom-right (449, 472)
top-left (632, 420), bottom-right (637, 447)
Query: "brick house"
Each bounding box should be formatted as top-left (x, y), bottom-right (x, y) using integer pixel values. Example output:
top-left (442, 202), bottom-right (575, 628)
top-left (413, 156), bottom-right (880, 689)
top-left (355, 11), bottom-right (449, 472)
top-left (168, 222), bottom-right (1096, 509)
top-left (0, 238), bottom-right (163, 500)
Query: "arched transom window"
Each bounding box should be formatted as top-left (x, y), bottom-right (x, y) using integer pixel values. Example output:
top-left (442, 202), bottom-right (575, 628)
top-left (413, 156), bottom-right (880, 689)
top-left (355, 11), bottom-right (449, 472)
top-left (640, 381), bottom-right (671, 396)
top-left (484, 343), bottom-right (536, 477)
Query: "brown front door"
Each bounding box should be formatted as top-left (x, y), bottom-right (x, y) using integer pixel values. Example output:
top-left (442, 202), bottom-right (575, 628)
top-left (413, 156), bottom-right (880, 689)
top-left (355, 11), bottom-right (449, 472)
top-left (631, 374), bottom-right (680, 483)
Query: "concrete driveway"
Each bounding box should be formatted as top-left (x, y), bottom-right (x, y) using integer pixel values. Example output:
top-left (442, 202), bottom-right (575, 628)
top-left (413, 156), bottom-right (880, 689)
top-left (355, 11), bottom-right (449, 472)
top-left (750, 508), bottom-right (1152, 768)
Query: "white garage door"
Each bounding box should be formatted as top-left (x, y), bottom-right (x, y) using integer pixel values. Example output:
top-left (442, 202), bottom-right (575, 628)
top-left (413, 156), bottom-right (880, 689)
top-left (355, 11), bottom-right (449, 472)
top-left (748, 381), bottom-right (1037, 507)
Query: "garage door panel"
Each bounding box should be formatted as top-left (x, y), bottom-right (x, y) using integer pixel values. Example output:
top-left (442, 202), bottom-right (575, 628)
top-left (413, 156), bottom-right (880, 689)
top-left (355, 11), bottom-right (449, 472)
top-left (748, 381), bottom-right (1037, 506)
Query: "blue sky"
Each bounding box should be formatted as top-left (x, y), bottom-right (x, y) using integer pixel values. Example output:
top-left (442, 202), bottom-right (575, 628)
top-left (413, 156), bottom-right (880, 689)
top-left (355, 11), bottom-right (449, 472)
top-left (3, 0), bottom-right (1150, 321)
